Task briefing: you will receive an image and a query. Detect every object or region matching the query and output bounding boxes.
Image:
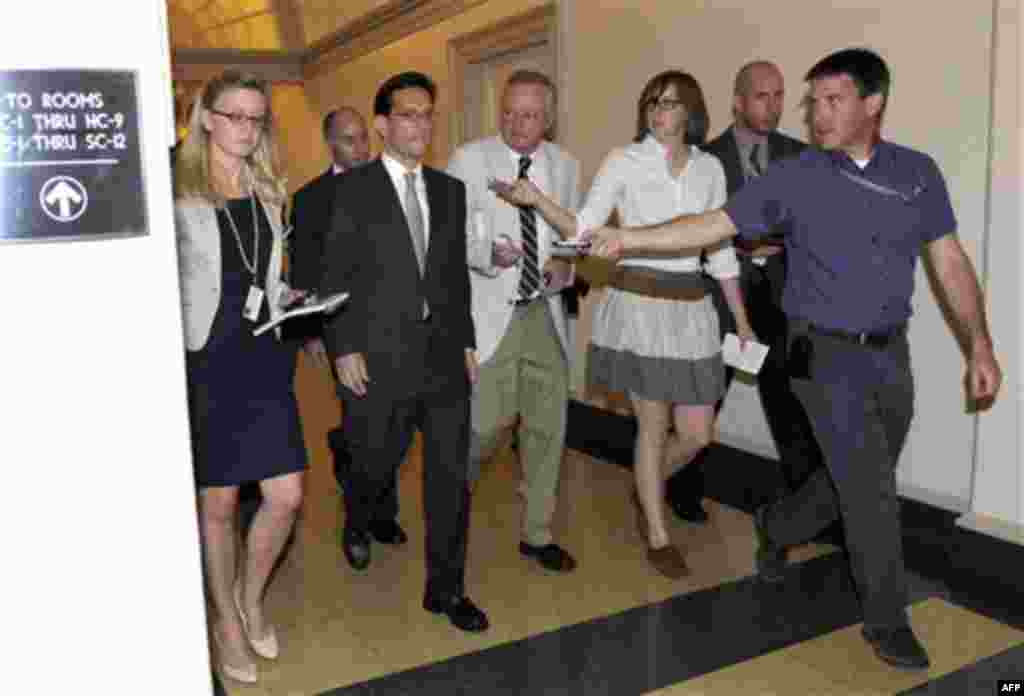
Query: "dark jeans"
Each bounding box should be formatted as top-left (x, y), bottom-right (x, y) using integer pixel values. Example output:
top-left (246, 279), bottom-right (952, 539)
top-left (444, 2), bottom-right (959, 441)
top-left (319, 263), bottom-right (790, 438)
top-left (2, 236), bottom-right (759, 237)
top-left (765, 324), bottom-right (914, 630)
top-left (668, 254), bottom-right (821, 502)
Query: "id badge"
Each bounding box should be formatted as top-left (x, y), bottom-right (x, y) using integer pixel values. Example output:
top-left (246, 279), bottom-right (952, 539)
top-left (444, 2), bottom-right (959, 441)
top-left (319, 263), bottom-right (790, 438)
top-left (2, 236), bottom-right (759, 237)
top-left (243, 285), bottom-right (265, 322)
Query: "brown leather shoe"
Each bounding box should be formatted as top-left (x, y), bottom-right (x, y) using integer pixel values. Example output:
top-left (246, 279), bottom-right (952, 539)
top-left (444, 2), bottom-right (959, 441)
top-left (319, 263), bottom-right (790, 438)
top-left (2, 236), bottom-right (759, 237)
top-left (647, 544), bottom-right (690, 579)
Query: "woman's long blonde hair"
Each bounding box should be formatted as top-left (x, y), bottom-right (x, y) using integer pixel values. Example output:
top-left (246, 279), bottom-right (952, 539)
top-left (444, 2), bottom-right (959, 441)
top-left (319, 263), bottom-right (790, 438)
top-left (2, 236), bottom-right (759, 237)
top-left (173, 70), bottom-right (287, 209)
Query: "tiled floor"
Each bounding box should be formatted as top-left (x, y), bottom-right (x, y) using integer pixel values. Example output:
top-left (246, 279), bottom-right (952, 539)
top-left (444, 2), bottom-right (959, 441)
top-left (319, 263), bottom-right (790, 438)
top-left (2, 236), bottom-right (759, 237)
top-left (215, 353), bottom-right (1024, 695)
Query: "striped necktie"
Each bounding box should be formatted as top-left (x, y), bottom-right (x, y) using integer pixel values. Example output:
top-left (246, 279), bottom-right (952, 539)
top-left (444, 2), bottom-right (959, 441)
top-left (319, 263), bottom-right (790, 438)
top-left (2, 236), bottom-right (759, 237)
top-left (517, 155), bottom-right (540, 299)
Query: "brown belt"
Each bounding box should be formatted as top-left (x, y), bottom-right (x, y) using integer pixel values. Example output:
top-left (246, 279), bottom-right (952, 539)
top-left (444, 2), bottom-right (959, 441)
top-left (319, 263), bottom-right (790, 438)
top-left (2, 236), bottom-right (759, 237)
top-left (610, 267), bottom-right (708, 301)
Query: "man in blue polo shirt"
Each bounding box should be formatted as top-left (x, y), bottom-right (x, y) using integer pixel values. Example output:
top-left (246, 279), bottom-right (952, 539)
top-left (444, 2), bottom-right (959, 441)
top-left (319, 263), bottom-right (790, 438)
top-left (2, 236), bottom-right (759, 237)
top-left (575, 49), bottom-right (1002, 670)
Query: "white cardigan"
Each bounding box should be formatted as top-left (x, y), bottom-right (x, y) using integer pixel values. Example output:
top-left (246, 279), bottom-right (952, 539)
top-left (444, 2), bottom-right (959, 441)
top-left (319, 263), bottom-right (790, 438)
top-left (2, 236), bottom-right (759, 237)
top-left (174, 195), bottom-right (290, 351)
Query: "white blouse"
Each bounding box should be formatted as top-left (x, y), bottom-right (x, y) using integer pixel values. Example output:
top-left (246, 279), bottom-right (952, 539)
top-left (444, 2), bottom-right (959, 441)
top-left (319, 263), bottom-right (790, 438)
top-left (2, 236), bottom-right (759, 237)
top-left (577, 136), bottom-right (738, 278)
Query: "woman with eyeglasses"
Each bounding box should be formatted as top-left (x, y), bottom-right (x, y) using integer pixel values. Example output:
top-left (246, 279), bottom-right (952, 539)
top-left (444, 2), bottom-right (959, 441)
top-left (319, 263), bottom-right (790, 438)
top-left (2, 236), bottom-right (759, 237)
top-left (174, 70), bottom-right (306, 684)
top-left (492, 70), bottom-right (754, 578)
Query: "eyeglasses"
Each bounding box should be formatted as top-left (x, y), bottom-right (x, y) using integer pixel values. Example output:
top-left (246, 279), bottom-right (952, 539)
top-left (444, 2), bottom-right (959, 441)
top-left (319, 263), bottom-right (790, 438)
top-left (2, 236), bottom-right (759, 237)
top-left (209, 108), bottom-right (269, 130)
top-left (645, 98), bottom-right (685, 112)
top-left (391, 110), bottom-right (434, 124)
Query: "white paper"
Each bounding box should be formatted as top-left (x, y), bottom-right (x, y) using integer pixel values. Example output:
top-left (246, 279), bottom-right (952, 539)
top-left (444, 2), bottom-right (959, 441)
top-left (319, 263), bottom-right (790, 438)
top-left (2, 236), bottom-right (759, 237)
top-left (722, 332), bottom-right (769, 375)
top-left (252, 291), bottom-right (349, 336)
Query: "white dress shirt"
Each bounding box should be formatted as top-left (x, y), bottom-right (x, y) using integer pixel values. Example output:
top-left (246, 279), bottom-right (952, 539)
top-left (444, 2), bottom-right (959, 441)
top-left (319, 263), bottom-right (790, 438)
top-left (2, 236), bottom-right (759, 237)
top-left (577, 136), bottom-right (738, 279)
top-left (381, 152), bottom-right (430, 247)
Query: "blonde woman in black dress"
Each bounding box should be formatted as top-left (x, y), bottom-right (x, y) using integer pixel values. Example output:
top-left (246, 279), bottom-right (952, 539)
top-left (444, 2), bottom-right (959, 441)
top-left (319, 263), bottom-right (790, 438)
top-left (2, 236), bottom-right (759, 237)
top-left (174, 70), bottom-right (306, 684)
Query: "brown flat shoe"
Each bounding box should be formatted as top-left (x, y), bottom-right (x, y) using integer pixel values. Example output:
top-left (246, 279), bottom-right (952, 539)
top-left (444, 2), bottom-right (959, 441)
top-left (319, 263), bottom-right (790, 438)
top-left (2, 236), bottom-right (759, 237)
top-left (647, 544), bottom-right (690, 579)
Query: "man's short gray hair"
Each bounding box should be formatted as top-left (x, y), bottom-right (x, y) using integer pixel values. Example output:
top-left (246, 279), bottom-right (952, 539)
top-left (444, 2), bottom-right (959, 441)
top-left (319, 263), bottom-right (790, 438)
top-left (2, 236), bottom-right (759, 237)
top-left (504, 69), bottom-right (557, 125)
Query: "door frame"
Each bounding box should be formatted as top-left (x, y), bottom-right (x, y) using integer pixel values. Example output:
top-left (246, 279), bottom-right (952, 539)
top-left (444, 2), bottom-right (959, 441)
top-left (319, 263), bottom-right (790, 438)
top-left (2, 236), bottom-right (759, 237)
top-left (446, 4), bottom-right (556, 154)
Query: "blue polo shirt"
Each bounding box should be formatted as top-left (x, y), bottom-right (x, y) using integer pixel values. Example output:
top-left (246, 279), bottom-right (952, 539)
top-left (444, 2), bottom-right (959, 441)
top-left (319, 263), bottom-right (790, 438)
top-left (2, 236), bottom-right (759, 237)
top-left (724, 140), bottom-right (956, 333)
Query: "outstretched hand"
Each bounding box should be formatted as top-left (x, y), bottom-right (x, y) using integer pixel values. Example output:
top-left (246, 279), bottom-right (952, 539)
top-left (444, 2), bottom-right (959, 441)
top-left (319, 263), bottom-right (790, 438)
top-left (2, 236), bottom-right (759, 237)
top-left (579, 226), bottom-right (627, 261)
top-left (488, 178), bottom-right (541, 207)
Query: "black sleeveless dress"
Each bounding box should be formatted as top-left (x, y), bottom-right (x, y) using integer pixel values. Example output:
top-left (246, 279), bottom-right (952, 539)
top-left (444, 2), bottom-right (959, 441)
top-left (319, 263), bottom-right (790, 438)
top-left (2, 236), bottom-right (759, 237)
top-left (185, 197), bottom-right (307, 488)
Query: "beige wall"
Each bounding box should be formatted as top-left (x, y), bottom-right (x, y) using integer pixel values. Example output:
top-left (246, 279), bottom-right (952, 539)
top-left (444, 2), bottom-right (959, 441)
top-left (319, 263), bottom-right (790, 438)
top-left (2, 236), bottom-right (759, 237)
top-left (270, 83), bottom-right (328, 194)
top-left (282, 0), bottom-right (1014, 514)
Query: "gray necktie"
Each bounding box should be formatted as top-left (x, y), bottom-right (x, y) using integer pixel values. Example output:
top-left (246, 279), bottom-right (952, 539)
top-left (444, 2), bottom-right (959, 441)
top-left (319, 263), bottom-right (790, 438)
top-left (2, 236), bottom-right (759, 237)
top-left (404, 171), bottom-right (427, 275)
top-left (748, 143), bottom-right (764, 177)
top-left (404, 171), bottom-right (429, 317)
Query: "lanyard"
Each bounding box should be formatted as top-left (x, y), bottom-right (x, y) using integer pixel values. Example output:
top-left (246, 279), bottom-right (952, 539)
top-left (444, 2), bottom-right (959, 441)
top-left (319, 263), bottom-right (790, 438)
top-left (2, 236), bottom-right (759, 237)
top-left (223, 194), bottom-right (261, 279)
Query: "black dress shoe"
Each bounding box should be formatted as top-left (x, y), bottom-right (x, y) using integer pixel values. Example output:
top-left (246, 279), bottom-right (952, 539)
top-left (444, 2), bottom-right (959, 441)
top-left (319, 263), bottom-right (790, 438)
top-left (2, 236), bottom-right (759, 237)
top-left (341, 527), bottom-right (371, 570)
top-left (753, 505), bottom-right (786, 583)
top-left (423, 594), bottom-right (490, 633)
top-left (519, 542), bottom-right (577, 573)
top-left (862, 626), bottom-right (931, 670)
top-left (369, 518), bottom-right (408, 545)
top-left (667, 495), bottom-right (709, 524)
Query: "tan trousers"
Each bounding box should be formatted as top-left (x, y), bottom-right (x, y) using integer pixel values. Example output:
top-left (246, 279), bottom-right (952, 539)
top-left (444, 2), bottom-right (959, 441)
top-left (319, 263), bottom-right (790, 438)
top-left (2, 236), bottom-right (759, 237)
top-left (471, 301), bottom-right (569, 547)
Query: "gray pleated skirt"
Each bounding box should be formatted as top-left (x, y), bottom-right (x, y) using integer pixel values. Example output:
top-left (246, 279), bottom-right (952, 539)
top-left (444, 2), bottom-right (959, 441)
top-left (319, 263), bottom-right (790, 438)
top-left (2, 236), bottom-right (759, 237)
top-left (587, 286), bottom-right (725, 405)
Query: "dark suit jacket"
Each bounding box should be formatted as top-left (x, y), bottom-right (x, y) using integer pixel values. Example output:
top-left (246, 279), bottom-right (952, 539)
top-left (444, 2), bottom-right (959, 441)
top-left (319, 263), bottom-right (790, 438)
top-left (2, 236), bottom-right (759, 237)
top-left (320, 158), bottom-right (475, 401)
top-left (705, 127), bottom-right (805, 251)
top-left (290, 167), bottom-right (336, 292)
top-left (704, 125), bottom-right (806, 197)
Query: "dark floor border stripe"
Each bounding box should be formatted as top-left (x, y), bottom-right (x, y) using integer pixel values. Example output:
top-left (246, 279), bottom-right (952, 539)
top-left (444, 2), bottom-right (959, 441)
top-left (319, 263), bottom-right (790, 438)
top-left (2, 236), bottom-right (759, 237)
top-left (897, 643), bottom-right (1024, 695)
top-left (321, 551), bottom-right (877, 695)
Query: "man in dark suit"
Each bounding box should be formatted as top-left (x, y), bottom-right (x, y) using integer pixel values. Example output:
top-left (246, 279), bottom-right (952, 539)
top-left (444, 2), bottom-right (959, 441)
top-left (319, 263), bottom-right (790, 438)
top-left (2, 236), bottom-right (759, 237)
top-left (290, 107), bottom-right (371, 357)
top-left (289, 108), bottom-right (410, 569)
top-left (320, 72), bottom-right (488, 633)
top-left (667, 60), bottom-right (822, 522)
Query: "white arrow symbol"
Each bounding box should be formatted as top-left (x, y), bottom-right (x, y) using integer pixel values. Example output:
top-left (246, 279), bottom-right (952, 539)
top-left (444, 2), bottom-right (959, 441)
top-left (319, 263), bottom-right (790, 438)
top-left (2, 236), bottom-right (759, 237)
top-left (39, 175), bottom-right (89, 223)
top-left (45, 180), bottom-right (83, 219)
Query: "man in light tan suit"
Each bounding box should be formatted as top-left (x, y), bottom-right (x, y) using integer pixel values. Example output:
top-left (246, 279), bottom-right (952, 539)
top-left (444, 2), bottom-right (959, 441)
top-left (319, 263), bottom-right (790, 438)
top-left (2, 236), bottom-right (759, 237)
top-left (447, 70), bottom-right (581, 573)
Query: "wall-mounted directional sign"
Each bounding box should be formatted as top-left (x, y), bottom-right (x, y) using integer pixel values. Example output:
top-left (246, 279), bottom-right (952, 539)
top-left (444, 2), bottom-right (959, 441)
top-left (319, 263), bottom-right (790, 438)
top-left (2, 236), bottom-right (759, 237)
top-left (0, 70), bottom-right (147, 243)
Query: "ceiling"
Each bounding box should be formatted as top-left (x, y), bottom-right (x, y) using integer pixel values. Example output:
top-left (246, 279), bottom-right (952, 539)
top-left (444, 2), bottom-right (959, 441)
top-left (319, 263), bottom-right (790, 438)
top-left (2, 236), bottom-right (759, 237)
top-left (167, 0), bottom-right (398, 52)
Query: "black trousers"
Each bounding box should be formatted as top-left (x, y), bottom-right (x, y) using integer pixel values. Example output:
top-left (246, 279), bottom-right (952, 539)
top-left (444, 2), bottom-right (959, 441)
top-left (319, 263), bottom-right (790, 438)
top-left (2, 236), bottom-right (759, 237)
top-left (314, 325), bottom-right (411, 524)
top-left (329, 424), bottom-right (409, 524)
top-left (339, 379), bottom-right (471, 598)
top-left (766, 325), bottom-right (914, 631)
top-left (668, 253), bottom-right (821, 502)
